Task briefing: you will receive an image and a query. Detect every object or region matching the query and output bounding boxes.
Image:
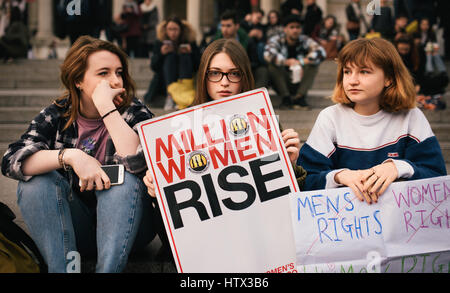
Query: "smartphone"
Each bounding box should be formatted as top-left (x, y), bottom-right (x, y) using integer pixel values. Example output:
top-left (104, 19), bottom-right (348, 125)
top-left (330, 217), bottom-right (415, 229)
top-left (102, 164), bottom-right (124, 185)
top-left (78, 164), bottom-right (124, 187)
top-left (179, 43), bottom-right (189, 49)
top-left (163, 40), bottom-right (173, 46)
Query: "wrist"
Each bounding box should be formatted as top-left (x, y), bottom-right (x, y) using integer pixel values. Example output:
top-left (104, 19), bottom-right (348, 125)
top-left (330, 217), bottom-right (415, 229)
top-left (334, 169), bottom-right (346, 184)
top-left (97, 104), bottom-right (116, 117)
top-left (92, 97), bottom-right (115, 116)
top-left (334, 172), bottom-right (341, 184)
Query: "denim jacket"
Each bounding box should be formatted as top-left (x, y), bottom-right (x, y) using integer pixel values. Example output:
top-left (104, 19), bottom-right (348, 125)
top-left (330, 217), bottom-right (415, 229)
top-left (1, 97), bottom-right (154, 182)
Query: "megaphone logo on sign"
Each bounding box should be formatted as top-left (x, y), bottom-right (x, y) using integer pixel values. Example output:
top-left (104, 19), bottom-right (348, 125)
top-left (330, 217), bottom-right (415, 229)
top-left (187, 151), bottom-right (209, 173)
top-left (229, 115), bottom-right (249, 136)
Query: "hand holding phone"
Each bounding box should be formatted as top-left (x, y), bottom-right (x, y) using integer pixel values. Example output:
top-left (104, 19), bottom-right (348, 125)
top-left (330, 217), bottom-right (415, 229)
top-left (161, 40), bottom-right (174, 55)
top-left (179, 43), bottom-right (191, 54)
top-left (101, 164), bottom-right (125, 185)
top-left (78, 164), bottom-right (124, 189)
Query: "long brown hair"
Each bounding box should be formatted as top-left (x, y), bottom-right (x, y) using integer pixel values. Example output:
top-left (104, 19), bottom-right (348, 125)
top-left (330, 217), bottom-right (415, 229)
top-left (331, 38), bottom-right (416, 112)
top-left (192, 38), bottom-right (255, 106)
top-left (55, 35), bottom-right (136, 130)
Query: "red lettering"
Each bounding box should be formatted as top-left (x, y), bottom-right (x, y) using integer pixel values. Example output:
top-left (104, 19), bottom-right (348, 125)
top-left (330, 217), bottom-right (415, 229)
top-left (220, 119), bottom-right (230, 141)
top-left (209, 142), bottom-right (237, 169)
top-left (187, 129), bottom-right (207, 150)
top-left (247, 108), bottom-right (271, 133)
top-left (203, 124), bottom-right (225, 146)
top-left (234, 136), bottom-right (257, 162)
top-left (180, 131), bottom-right (192, 153)
top-left (157, 155), bottom-right (186, 184)
top-left (254, 129), bottom-right (277, 156)
top-left (155, 135), bottom-right (184, 161)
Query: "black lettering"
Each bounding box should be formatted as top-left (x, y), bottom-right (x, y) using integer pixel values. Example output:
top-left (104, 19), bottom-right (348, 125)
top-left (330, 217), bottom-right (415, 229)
top-left (164, 180), bottom-right (210, 229)
top-left (201, 173), bottom-right (223, 217)
top-left (249, 153), bottom-right (291, 202)
top-left (218, 165), bottom-right (256, 210)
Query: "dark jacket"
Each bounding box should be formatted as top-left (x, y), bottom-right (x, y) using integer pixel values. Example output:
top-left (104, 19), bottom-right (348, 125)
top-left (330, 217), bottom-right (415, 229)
top-left (0, 21), bottom-right (29, 58)
top-left (303, 3), bottom-right (323, 36)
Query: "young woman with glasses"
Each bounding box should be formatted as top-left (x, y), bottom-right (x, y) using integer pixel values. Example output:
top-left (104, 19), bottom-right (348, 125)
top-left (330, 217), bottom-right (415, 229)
top-left (144, 38), bottom-right (307, 197)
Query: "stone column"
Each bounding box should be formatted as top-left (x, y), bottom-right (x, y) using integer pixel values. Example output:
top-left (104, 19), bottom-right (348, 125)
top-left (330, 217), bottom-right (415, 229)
top-left (186, 0), bottom-right (201, 43)
top-left (316, 0), bottom-right (328, 15)
top-left (33, 0), bottom-right (55, 59)
top-left (113, 0), bottom-right (126, 18)
top-left (153, 0), bottom-right (164, 21)
top-left (260, 0), bottom-right (277, 16)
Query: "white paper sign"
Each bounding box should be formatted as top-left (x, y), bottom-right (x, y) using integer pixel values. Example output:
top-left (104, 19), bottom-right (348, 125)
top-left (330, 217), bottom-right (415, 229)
top-left (138, 88), bottom-right (298, 273)
top-left (290, 175), bottom-right (450, 273)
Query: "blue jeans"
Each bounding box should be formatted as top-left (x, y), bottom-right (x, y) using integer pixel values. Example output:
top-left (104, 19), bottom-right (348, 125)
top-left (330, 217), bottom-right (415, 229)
top-left (17, 171), bottom-right (156, 273)
top-left (426, 54), bottom-right (447, 74)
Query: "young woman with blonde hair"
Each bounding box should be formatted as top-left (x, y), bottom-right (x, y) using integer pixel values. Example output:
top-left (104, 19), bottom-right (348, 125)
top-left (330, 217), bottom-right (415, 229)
top-left (298, 38), bottom-right (446, 204)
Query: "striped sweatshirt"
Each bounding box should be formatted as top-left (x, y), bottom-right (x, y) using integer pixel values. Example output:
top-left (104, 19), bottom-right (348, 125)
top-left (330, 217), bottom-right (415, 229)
top-left (297, 104), bottom-right (447, 191)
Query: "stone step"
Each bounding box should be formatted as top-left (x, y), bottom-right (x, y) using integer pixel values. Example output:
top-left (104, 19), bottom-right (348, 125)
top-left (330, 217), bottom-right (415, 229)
top-left (0, 59), bottom-right (151, 74)
top-left (0, 58), bottom-right (338, 73)
top-left (0, 78), bottom-right (152, 90)
top-left (1, 98), bottom-right (449, 125)
top-left (0, 59), bottom-right (338, 90)
top-left (0, 88), bottom-right (336, 108)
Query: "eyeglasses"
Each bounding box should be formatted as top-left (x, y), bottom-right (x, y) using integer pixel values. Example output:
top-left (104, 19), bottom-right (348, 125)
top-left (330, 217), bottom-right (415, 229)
top-left (206, 70), bottom-right (242, 83)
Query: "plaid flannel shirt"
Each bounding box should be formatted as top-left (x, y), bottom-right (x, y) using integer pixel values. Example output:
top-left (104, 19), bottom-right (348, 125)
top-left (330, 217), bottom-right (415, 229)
top-left (1, 97), bottom-right (154, 181)
top-left (264, 33), bottom-right (326, 67)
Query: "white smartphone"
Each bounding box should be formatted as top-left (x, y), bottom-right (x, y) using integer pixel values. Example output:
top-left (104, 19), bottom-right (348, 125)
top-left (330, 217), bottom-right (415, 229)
top-left (79, 164), bottom-right (125, 187)
top-left (102, 164), bottom-right (124, 185)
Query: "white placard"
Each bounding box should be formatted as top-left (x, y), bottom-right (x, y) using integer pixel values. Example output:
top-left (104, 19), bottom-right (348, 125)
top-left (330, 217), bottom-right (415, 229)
top-left (290, 175), bottom-right (450, 273)
top-left (138, 88), bottom-right (298, 273)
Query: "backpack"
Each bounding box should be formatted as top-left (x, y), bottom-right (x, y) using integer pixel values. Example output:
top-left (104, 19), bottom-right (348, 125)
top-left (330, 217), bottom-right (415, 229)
top-left (0, 202), bottom-right (47, 273)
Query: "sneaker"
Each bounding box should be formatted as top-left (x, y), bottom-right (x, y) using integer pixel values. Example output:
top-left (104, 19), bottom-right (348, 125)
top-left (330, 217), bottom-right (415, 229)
top-left (279, 96), bottom-right (293, 110)
top-left (163, 95), bottom-right (176, 111)
top-left (292, 96), bottom-right (310, 110)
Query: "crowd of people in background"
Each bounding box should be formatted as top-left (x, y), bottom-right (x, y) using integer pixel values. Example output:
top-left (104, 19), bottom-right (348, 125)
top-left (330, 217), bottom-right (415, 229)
top-left (0, 0), bottom-right (449, 110)
top-left (141, 0), bottom-right (448, 111)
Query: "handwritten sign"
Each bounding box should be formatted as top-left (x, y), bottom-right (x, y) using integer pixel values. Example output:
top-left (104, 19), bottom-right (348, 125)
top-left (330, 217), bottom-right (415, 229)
top-left (138, 88), bottom-right (298, 273)
top-left (290, 175), bottom-right (450, 273)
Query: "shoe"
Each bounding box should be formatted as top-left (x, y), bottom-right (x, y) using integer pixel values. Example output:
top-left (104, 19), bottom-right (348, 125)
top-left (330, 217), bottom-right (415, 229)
top-left (292, 96), bottom-right (310, 110)
top-left (279, 96), bottom-right (293, 110)
top-left (163, 95), bottom-right (176, 111)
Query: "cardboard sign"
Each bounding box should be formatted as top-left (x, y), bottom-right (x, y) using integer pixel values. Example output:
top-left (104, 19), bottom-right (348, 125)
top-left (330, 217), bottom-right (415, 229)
top-left (290, 175), bottom-right (450, 273)
top-left (138, 88), bottom-right (298, 273)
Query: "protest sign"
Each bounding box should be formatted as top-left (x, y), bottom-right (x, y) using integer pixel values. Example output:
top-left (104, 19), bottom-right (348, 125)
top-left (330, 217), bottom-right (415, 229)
top-left (138, 88), bottom-right (298, 273)
top-left (290, 175), bottom-right (450, 273)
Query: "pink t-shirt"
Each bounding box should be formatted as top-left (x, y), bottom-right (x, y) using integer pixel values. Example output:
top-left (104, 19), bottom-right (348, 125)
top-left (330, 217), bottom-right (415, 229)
top-left (75, 115), bottom-right (110, 165)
